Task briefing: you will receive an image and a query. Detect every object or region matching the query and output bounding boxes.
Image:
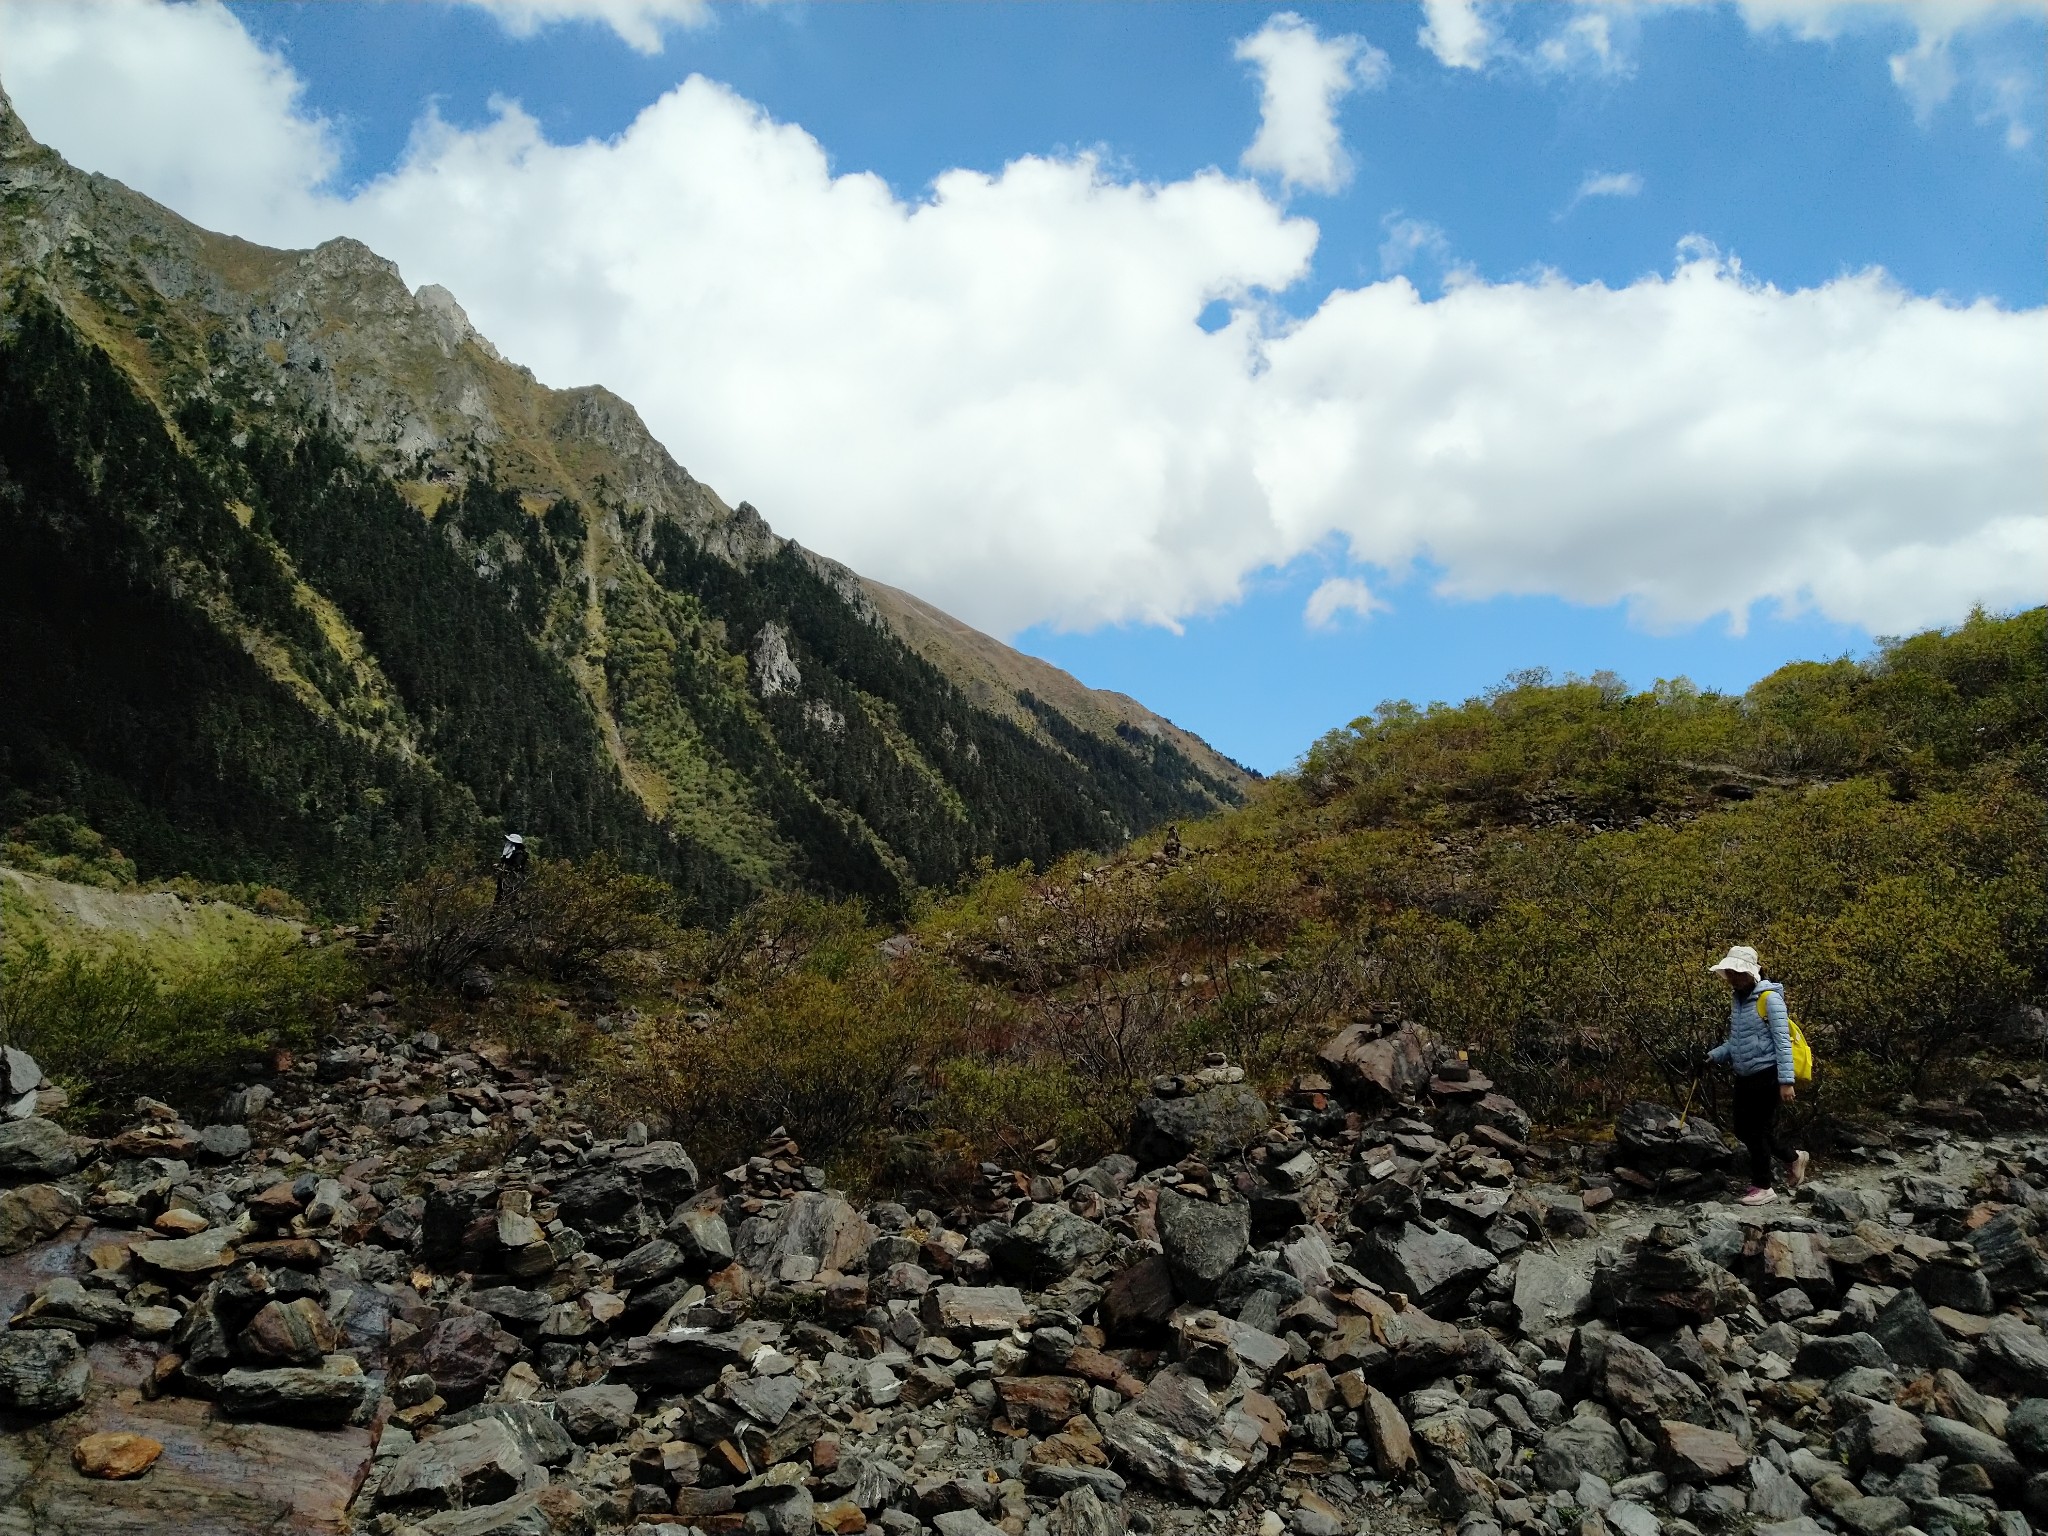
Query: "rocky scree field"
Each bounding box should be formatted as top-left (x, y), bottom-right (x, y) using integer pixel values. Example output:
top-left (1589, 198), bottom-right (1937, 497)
top-left (1, 993), bottom-right (2046, 1536)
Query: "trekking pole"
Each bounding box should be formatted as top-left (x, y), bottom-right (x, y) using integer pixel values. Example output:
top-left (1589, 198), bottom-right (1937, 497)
top-left (1677, 1073), bottom-right (1700, 1130)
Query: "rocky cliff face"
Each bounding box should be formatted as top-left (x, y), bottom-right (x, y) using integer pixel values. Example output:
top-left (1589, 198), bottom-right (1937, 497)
top-left (0, 84), bottom-right (1247, 913)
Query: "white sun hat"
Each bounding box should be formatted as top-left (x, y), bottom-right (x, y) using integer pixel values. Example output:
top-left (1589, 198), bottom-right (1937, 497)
top-left (1709, 944), bottom-right (1760, 979)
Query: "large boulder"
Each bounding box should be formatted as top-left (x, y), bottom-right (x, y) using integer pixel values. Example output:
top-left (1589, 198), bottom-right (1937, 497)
top-left (1317, 1023), bottom-right (1434, 1106)
top-left (1920, 1415), bottom-right (2022, 1491)
top-left (0, 1116), bottom-right (78, 1181)
top-left (1156, 1188), bottom-right (1250, 1304)
top-left (733, 1192), bottom-right (874, 1279)
top-left (1532, 1410), bottom-right (1628, 1491)
top-left (993, 1203), bottom-right (1113, 1285)
top-left (1966, 1208), bottom-right (2048, 1301)
top-left (391, 1312), bottom-right (515, 1406)
top-left (1128, 1084), bottom-right (1271, 1169)
top-left (1566, 1324), bottom-right (1712, 1427)
top-left (1098, 1366), bottom-right (1271, 1505)
top-left (1868, 1288), bottom-right (1959, 1372)
top-left (1351, 1221), bottom-right (1496, 1313)
top-left (218, 1367), bottom-right (373, 1427)
top-left (1980, 1315), bottom-right (2048, 1397)
top-left (0, 1181), bottom-right (81, 1255)
top-left (1513, 1251), bottom-right (1594, 1336)
top-left (377, 1417), bottom-right (547, 1510)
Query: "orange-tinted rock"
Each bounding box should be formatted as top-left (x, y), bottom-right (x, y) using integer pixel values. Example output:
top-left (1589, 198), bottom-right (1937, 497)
top-left (72, 1431), bottom-right (164, 1480)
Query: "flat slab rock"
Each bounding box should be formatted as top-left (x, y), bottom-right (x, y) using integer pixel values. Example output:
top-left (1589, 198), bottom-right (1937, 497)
top-left (0, 1376), bottom-right (375, 1535)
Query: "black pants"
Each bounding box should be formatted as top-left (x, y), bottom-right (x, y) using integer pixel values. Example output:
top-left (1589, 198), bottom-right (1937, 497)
top-left (1731, 1071), bottom-right (1791, 1187)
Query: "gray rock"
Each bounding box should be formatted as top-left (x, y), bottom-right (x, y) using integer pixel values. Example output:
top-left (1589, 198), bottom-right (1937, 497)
top-left (1023, 1464), bottom-right (1126, 1502)
top-left (1915, 1260), bottom-right (1993, 1315)
top-left (1793, 1332), bottom-right (1890, 1379)
top-left (1754, 1521), bottom-right (1829, 1536)
top-left (728, 1372), bottom-right (802, 1427)
top-left (1569, 1325), bottom-right (1712, 1427)
top-left (0, 1327), bottom-right (88, 1413)
top-left (1965, 1209), bottom-right (2048, 1301)
top-left (1353, 1220), bottom-right (1497, 1311)
top-left (444, 1403), bottom-right (574, 1468)
top-left (614, 1238), bottom-right (685, 1288)
top-left (1050, 1485), bottom-right (1124, 1536)
top-left (9, 1275), bottom-right (129, 1337)
top-left (554, 1382), bottom-right (637, 1443)
top-left (1099, 1403), bottom-right (1264, 1505)
top-left (1605, 1500), bottom-right (1660, 1536)
top-left (611, 1328), bottom-right (750, 1393)
top-left (0, 1116), bottom-right (76, 1180)
top-left (668, 1199), bottom-right (734, 1268)
top-left (1832, 1496), bottom-right (1911, 1536)
top-left (934, 1512), bottom-right (1008, 1536)
top-left (0, 1181), bottom-right (80, 1256)
top-left (614, 1139), bottom-right (699, 1201)
top-left (197, 1122), bottom-right (253, 1160)
top-left (1980, 1314), bottom-right (2048, 1396)
top-left (1514, 1252), bottom-right (1594, 1336)
top-left (1129, 1083), bottom-right (1271, 1166)
top-left (219, 1082), bottom-right (275, 1122)
top-left (1749, 1457), bottom-right (1809, 1521)
top-left (1835, 1403), bottom-right (1925, 1474)
top-left (994, 1202), bottom-right (1113, 1284)
top-left (378, 1416), bottom-right (545, 1509)
top-left (1919, 1415), bottom-right (2020, 1490)
top-left (2, 1045), bottom-right (39, 1094)
top-left (1155, 1187), bottom-right (1249, 1303)
top-left (416, 1492), bottom-right (557, 1536)
top-left (733, 1191), bottom-right (874, 1276)
top-left (1317, 1022), bottom-right (1435, 1106)
top-left (1805, 1185), bottom-right (1887, 1223)
top-left (2008, 1398), bottom-right (2048, 1463)
top-left (1869, 1289), bottom-right (1959, 1373)
top-left (218, 1366), bottom-right (373, 1426)
top-left (1534, 1412), bottom-right (1629, 1491)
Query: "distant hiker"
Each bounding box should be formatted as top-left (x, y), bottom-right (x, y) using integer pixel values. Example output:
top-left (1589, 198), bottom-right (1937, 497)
top-left (495, 832), bottom-right (530, 904)
top-left (1703, 944), bottom-right (1809, 1205)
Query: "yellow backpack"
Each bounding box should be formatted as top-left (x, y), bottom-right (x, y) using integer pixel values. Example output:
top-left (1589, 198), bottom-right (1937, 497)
top-left (1757, 992), bottom-right (1814, 1083)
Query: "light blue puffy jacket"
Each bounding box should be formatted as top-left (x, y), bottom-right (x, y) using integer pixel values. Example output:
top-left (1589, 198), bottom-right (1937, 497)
top-left (1708, 979), bottom-right (1794, 1084)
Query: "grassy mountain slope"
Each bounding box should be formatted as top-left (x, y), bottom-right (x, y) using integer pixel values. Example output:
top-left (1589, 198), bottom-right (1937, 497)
top-left (0, 85), bottom-right (1244, 915)
top-left (599, 608), bottom-right (2047, 1176)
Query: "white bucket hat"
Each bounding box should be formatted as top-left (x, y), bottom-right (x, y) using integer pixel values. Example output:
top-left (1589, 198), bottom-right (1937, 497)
top-left (1710, 944), bottom-right (1760, 979)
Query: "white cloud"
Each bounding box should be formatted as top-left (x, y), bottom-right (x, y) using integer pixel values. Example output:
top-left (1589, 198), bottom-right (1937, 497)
top-left (1419, 0), bottom-right (1633, 78)
top-left (457, 0), bottom-right (711, 55)
top-left (1235, 12), bottom-right (1389, 195)
top-left (1560, 169), bottom-right (1645, 217)
top-left (1731, 1), bottom-right (2044, 144)
top-left (1378, 214), bottom-right (1452, 275)
top-left (1, 2), bottom-right (2042, 647)
top-left (1304, 576), bottom-right (1385, 629)
top-left (1418, 0), bottom-right (1495, 68)
top-left (1579, 170), bottom-right (1645, 201)
top-left (0, 0), bottom-right (337, 231)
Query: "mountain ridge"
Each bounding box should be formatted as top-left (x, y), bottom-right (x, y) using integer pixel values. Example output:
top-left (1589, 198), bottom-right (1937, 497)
top-left (0, 83), bottom-right (1247, 915)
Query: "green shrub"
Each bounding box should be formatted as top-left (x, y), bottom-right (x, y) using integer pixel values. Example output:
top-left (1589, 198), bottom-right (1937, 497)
top-left (0, 932), bottom-right (355, 1114)
top-left (391, 852), bottom-right (685, 984)
top-left (3, 813), bottom-right (137, 888)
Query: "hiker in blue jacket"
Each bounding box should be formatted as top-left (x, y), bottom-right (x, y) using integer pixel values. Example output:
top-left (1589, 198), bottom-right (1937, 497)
top-left (1705, 944), bottom-right (1809, 1205)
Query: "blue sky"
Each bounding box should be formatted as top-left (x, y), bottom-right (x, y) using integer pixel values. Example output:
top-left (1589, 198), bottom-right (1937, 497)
top-left (4, 0), bottom-right (2043, 771)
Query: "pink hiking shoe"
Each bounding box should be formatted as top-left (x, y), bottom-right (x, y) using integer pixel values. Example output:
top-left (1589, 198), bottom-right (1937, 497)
top-left (1740, 1186), bottom-right (1778, 1206)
